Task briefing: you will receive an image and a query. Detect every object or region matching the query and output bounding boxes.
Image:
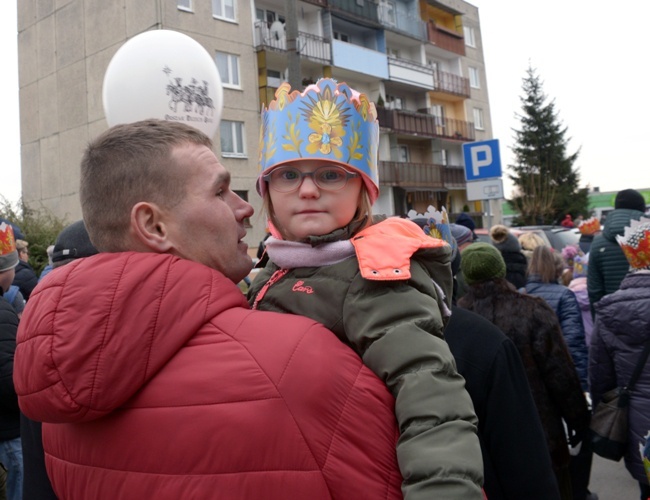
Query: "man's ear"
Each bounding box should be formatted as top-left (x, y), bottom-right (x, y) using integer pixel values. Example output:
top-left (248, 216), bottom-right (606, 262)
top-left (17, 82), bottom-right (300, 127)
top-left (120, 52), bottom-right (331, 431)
top-left (130, 202), bottom-right (174, 253)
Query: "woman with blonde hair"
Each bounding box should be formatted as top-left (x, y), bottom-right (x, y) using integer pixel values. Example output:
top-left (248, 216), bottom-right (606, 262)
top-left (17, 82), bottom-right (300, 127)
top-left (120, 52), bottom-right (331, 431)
top-left (518, 231), bottom-right (546, 263)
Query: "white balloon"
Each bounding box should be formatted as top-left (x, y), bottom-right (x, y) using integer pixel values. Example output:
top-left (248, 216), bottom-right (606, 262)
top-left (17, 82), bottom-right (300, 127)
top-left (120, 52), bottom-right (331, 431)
top-left (102, 29), bottom-right (223, 138)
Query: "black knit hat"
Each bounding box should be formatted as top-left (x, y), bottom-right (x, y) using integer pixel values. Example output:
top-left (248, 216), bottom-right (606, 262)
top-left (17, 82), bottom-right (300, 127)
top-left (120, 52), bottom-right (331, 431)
top-left (52, 220), bottom-right (98, 263)
top-left (461, 242), bottom-right (506, 285)
top-left (614, 189), bottom-right (646, 212)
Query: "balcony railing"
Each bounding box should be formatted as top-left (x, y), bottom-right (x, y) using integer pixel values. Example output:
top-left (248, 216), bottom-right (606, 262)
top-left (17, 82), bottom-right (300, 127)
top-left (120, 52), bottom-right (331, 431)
top-left (253, 21), bottom-right (331, 64)
top-left (433, 70), bottom-right (470, 98)
top-left (329, 0), bottom-right (380, 25)
top-left (378, 8), bottom-right (426, 40)
top-left (426, 21), bottom-right (465, 56)
top-left (442, 165), bottom-right (467, 187)
top-left (379, 161), bottom-right (444, 188)
top-left (377, 107), bottom-right (475, 141)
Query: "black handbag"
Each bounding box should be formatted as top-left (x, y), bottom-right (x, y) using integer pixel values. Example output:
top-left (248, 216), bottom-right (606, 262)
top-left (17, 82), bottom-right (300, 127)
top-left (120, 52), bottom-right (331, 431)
top-left (590, 339), bottom-right (650, 461)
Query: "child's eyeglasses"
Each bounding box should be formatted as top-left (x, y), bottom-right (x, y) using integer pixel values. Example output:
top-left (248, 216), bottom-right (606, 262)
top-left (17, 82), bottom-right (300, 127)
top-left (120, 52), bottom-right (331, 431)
top-left (264, 165), bottom-right (359, 193)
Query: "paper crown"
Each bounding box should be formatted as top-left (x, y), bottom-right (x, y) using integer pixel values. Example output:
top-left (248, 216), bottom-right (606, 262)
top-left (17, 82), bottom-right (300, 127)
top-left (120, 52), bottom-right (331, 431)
top-left (573, 253), bottom-right (589, 279)
top-left (578, 216), bottom-right (600, 235)
top-left (258, 78), bottom-right (380, 203)
top-left (0, 222), bottom-right (19, 272)
top-left (616, 217), bottom-right (650, 270)
top-left (407, 206), bottom-right (456, 257)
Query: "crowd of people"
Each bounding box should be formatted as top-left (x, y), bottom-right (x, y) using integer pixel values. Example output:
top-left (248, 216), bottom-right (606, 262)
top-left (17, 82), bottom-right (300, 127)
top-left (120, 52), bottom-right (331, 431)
top-left (0, 78), bottom-right (649, 500)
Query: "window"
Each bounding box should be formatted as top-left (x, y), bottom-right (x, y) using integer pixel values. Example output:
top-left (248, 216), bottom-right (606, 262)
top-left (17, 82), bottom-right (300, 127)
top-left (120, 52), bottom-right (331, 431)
top-left (256, 8), bottom-right (285, 27)
top-left (220, 120), bottom-right (246, 157)
top-left (334, 31), bottom-right (350, 42)
top-left (234, 190), bottom-right (252, 227)
top-left (473, 108), bottom-right (484, 130)
top-left (398, 145), bottom-right (409, 162)
top-left (379, 0), bottom-right (396, 27)
top-left (177, 0), bottom-right (192, 12)
top-left (463, 26), bottom-right (476, 48)
top-left (215, 52), bottom-right (240, 88)
top-left (434, 149), bottom-right (448, 166)
top-left (469, 67), bottom-right (480, 89)
top-left (213, 0), bottom-right (235, 21)
top-left (386, 95), bottom-right (403, 110)
top-left (430, 104), bottom-right (445, 127)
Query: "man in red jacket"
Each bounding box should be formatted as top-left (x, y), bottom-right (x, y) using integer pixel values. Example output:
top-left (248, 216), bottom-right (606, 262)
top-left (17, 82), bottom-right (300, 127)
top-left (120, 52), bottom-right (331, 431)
top-left (14, 120), bottom-right (402, 499)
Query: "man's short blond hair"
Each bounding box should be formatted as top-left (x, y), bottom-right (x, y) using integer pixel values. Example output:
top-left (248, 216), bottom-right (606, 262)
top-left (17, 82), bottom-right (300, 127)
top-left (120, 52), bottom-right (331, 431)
top-left (80, 120), bottom-right (212, 251)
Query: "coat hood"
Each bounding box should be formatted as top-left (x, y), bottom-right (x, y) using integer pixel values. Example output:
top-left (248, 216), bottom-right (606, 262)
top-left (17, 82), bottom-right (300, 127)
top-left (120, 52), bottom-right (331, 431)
top-left (14, 252), bottom-right (248, 424)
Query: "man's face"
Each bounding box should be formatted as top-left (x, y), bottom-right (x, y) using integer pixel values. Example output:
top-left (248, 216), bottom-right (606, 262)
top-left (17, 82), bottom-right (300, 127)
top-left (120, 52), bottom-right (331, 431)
top-left (163, 143), bottom-right (254, 283)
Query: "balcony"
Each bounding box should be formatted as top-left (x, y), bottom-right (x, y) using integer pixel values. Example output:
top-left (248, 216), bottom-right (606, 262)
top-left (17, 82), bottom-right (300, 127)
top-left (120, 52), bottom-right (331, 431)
top-left (433, 70), bottom-right (470, 99)
top-left (253, 21), bottom-right (331, 64)
top-left (379, 161), bottom-right (444, 188)
top-left (329, 0), bottom-right (380, 25)
top-left (377, 107), bottom-right (475, 141)
top-left (426, 21), bottom-right (465, 56)
top-left (442, 165), bottom-right (467, 188)
top-left (332, 40), bottom-right (388, 79)
top-left (387, 56), bottom-right (433, 89)
top-left (378, 6), bottom-right (426, 40)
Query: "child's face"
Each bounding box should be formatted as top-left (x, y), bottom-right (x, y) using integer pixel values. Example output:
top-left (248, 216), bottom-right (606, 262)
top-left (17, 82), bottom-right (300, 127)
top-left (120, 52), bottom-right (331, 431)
top-left (268, 161), bottom-right (362, 241)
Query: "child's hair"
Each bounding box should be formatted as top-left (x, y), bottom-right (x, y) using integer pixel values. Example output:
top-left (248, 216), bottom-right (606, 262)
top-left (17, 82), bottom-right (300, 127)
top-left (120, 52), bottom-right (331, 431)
top-left (528, 245), bottom-right (559, 283)
top-left (263, 184), bottom-right (373, 240)
top-left (518, 231), bottom-right (545, 252)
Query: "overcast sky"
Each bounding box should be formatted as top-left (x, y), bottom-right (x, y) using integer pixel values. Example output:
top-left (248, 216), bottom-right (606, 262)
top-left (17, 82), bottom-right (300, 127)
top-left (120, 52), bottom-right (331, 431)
top-left (2, 1), bottom-right (648, 205)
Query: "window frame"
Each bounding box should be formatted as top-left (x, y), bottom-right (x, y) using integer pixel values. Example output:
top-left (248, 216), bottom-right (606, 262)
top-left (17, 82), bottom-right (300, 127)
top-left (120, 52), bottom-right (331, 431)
top-left (213, 0), bottom-right (236, 22)
top-left (469, 67), bottom-right (480, 89)
top-left (215, 51), bottom-right (241, 89)
top-left (463, 26), bottom-right (476, 48)
top-left (177, 0), bottom-right (193, 12)
top-left (220, 120), bottom-right (247, 158)
top-left (473, 108), bottom-right (484, 130)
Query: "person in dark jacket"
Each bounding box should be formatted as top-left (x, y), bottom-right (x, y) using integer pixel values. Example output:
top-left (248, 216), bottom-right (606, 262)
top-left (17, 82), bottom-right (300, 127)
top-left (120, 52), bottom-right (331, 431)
top-left (445, 306), bottom-right (561, 500)
top-left (524, 245), bottom-right (589, 390)
top-left (523, 245), bottom-right (594, 500)
top-left (590, 217), bottom-right (650, 500)
top-left (455, 212), bottom-right (478, 241)
top-left (20, 219), bottom-right (99, 500)
top-left (588, 188), bottom-right (646, 311)
top-left (458, 243), bottom-right (591, 500)
top-left (12, 240), bottom-right (38, 302)
top-left (576, 216), bottom-right (601, 254)
top-left (489, 224), bottom-right (527, 289)
top-left (0, 223), bottom-right (23, 500)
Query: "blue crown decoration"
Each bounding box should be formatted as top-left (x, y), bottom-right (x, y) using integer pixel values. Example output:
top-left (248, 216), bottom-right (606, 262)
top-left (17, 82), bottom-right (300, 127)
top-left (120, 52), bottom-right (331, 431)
top-left (407, 206), bottom-right (456, 257)
top-left (258, 78), bottom-right (379, 202)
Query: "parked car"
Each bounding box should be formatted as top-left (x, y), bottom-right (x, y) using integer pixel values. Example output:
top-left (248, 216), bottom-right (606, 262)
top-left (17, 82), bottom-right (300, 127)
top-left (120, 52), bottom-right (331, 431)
top-left (473, 226), bottom-right (580, 252)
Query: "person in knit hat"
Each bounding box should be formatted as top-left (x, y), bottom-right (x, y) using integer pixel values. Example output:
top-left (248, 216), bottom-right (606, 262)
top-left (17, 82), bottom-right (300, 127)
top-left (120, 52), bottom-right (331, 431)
top-left (249, 79), bottom-right (482, 498)
top-left (459, 242), bottom-right (590, 499)
top-left (489, 224), bottom-right (527, 289)
top-left (588, 188), bottom-right (647, 312)
top-left (0, 222), bottom-right (23, 500)
top-left (590, 217), bottom-right (650, 497)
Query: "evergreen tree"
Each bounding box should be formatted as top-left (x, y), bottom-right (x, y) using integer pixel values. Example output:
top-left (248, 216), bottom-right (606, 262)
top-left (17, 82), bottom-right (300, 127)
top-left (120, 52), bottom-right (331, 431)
top-left (508, 66), bottom-right (589, 225)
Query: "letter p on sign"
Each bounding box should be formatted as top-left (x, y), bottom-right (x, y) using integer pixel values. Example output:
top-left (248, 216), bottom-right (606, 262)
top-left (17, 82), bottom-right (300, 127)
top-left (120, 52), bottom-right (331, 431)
top-left (471, 145), bottom-right (492, 176)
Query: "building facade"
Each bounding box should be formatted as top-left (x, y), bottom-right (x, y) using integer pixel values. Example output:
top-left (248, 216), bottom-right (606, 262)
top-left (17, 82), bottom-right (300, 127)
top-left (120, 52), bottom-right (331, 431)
top-left (17, 0), bottom-right (496, 247)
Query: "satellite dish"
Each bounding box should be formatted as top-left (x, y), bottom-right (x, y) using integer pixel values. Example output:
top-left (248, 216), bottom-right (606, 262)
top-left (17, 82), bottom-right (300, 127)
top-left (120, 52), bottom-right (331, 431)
top-left (270, 21), bottom-right (285, 41)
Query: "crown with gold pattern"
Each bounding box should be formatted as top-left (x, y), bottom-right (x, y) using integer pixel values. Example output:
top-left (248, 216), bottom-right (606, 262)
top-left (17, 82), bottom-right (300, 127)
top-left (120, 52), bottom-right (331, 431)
top-left (258, 78), bottom-right (380, 203)
top-left (407, 205), bottom-right (456, 257)
top-left (578, 217), bottom-right (600, 235)
top-left (616, 217), bottom-right (650, 270)
top-left (0, 222), bottom-right (19, 272)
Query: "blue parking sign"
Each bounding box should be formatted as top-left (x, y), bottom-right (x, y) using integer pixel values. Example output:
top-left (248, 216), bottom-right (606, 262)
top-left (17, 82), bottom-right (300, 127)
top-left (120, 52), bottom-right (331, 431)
top-left (463, 139), bottom-right (502, 181)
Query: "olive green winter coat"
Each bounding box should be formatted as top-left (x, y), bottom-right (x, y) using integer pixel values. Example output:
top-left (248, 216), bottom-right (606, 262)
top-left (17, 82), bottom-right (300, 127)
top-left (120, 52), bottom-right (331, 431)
top-left (248, 217), bottom-right (483, 499)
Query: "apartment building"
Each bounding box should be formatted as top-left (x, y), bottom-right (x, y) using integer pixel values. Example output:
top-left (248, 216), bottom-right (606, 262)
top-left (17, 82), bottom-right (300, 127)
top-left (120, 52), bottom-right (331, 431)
top-left (17, 0), bottom-right (496, 247)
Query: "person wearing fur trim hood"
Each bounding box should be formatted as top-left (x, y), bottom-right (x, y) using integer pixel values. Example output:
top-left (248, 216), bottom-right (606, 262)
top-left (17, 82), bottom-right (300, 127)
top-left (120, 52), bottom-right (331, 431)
top-left (490, 224), bottom-right (527, 289)
top-left (590, 217), bottom-right (650, 499)
top-left (248, 79), bottom-right (483, 499)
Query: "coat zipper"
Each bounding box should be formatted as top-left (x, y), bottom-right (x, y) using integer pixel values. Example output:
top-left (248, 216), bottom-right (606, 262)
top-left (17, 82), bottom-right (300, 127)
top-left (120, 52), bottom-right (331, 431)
top-left (251, 269), bottom-right (289, 310)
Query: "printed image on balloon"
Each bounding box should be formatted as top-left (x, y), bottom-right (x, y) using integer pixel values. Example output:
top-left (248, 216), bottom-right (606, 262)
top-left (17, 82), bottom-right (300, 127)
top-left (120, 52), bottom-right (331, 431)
top-left (102, 29), bottom-right (223, 139)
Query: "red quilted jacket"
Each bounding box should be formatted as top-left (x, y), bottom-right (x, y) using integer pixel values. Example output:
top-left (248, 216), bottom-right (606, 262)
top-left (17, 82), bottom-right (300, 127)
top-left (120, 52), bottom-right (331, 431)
top-left (14, 252), bottom-right (401, 499)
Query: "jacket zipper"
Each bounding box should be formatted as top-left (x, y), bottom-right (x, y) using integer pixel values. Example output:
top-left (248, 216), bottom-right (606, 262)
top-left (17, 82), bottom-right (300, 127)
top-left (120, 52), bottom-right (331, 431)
top-left (251, 269), bottom-right (289, 310)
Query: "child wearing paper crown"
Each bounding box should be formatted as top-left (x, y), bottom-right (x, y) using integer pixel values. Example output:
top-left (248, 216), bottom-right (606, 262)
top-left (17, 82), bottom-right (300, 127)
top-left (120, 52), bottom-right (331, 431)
top-left (590, 217), bottom-right (650, 499)
top-left (248, 78), bottom-right (483, 499)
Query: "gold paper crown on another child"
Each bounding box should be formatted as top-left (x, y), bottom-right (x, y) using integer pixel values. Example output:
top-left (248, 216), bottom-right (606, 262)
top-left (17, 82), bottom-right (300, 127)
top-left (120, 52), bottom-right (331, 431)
top-left (616, 217), bottom-right (650, 270)
top-left (578, 217), bottom-right (600, 235)
top-left (0, 222), bottom-right (16, 256)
